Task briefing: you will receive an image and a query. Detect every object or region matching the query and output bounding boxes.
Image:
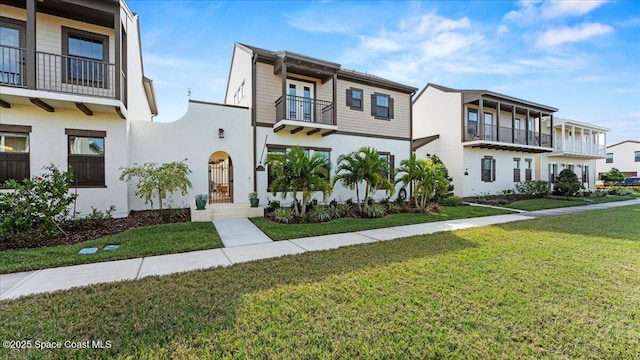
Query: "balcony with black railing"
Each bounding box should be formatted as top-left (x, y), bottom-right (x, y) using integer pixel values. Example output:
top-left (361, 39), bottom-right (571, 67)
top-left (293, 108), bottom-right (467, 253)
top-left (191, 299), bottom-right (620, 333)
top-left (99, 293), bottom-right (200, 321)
top-left (464, 125), bottom-right (552, 153)
top-left (273, 95), bottom-right (337, 136)
top-left (1, 45), bottom-right (123, 100)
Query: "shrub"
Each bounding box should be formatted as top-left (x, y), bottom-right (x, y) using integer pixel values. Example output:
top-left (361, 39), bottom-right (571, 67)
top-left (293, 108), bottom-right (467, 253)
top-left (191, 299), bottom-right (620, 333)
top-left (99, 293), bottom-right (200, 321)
top-left (554, 169), bottom-right (582, 197)
top-left (327, 205), bottom-right (343, 219)
top-left (83, 205), bottom-right (116, 226)
top-left (266, 199), bottom-right (281, 212)
top-left (497, 189), bottom-right (515, 198)
top-left (439, 196), bottom-right (463, 207)
top-left (516, 180), bottom-right (550, 198)
top-left (0, 164), bottom-right (78, 238)
top-left (600, 168), bottom-right (625, 185)
top-left (364, 203), bottom-right (386, 218)
top-left (310, 206), bottom-right (332, 222)
top-left (608, 188), bottom-right (633, 196)
top-left (329, 199), bottom-right (338, 208)
top-left (273, 208), bottom-right (293, 224)
top-left (590, 190), bottom-right (607, 198)
top-left (345, 198), bottom-right (354, 207)
top-left (379, 197), bottom-right (390, 207)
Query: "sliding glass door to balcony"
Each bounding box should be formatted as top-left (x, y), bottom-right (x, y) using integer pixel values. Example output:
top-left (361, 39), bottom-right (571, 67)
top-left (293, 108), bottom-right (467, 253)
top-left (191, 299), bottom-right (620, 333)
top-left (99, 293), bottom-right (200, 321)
top-left (0, 21), bottom-right (26, 87)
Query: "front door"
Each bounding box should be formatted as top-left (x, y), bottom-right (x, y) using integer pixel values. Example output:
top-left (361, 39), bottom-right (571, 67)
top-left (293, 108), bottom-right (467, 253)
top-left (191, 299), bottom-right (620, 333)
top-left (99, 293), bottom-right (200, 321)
top-left (286, 79), bottom-right (314, 122)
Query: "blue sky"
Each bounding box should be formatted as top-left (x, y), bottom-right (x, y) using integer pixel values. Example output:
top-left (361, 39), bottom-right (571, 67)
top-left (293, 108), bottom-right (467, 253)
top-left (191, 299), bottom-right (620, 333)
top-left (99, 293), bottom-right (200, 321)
top-left (127, 0), bottom-right (639, 145)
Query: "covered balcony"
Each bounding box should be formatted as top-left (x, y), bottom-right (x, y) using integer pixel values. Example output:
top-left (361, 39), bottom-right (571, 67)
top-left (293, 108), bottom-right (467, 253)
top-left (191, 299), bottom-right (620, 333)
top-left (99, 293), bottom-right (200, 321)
top-left (0, 0), bottom-right (127, 116)
top-left (547, 118), bottom-right (609, 159)
top-left (273, 95), bottom-right (336, 136)
top-left (462, 94), bottom-right (557, 154)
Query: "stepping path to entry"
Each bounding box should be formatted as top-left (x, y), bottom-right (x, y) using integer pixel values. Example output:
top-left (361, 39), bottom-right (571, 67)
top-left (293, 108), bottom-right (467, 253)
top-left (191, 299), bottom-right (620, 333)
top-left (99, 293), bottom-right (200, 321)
top-left (213, 218), bottom-right (273, 247)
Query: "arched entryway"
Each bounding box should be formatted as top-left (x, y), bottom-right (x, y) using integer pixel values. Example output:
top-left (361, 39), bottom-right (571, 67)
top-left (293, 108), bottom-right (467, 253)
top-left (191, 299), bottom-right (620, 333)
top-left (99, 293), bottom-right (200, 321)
top-left (208, 151), bottom-right (233, 203)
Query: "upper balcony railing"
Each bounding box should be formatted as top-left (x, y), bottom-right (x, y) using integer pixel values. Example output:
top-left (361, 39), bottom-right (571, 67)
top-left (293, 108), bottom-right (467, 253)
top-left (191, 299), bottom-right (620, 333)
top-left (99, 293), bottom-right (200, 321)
top-left (465, 125), bottom-right (551, 148)
top-left (554, 140), bottom-right (606, 156)
top-left (275, 95), bottom-right (334, 125)
top-left (1, 45), bottom-right (117, 99)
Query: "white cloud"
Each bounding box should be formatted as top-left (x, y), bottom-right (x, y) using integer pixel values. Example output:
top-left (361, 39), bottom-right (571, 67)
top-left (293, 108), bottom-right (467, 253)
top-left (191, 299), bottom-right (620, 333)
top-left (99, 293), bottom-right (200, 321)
top-left (496, 25), bottom-right (509, 35)
top-left (504, 0), bottom-right (608, 23)
top-left (359, 35), bottom-right (403, 52)
top-left (536, 23), bottom-right (613, 47)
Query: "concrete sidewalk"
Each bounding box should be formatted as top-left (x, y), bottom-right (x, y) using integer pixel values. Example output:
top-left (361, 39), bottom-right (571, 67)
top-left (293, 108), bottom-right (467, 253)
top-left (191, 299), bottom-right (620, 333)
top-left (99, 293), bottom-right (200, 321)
top-left (213, 218), bottom-right (273, 247)
top-left (1, 198), bottom-right (638, 301)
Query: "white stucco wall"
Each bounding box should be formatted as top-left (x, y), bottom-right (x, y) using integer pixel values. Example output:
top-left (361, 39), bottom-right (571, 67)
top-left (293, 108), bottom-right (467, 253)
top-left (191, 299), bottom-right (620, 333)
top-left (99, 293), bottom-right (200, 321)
top-left (539, 155), bottom-right (597, 189)
top-left (128, 100), bottom-right (252, 210)
top-left (255, 127), bottom-right (411, 205)
top-left (225, 45), bottom-right (252, 107)
top-left (0, 105), bottom-right (129, 217)
top-left (412, 85), bottom-right (466, 196)
top-left (462, 149), bottom-right (537, 197)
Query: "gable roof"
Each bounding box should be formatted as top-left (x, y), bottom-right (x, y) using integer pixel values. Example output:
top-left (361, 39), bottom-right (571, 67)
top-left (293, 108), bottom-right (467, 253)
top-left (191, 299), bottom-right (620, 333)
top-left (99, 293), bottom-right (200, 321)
top-left (607, 140), bottom-right (640, 148)
top-left (235, 43), bottom-right (417, 94)
top-left (415, 82), bottom-right (558, 112)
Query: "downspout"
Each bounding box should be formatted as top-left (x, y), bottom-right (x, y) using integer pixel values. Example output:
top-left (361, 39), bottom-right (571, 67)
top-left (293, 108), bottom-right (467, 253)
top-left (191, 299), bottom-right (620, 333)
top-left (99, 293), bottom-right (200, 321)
top-left (252, 54), bottom-right (258, 192)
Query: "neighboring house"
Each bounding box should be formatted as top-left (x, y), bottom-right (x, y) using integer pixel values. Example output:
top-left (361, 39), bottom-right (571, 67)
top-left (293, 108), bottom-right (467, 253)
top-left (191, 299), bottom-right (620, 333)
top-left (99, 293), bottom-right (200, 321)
top-left (126, 43), bottom-right (417, 219)
top-left (596, 140), bottom-right (640, 178)
top-left (540, 117), bottom-right (609, 190)
top-left (0, 0), bottom-right (157, 218)
top-left (412, 83), bottom-right (558, 197)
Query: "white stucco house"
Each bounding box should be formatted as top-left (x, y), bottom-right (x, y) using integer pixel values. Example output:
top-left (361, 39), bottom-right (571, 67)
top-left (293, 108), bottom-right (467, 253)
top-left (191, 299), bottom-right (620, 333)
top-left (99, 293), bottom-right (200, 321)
top-left (596, 140), bottom-right (640, 178)
top-left (412, 83), bottom-right (608, 197)
top-left (0, 0), bottom-right (157, 218)
top-left (130, 43), bottom-right (418, 220)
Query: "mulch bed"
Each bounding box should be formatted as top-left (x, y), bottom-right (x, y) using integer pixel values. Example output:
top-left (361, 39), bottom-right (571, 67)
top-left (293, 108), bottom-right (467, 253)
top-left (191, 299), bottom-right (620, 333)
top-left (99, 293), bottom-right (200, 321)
top-left (463, 195), bottom-right (529, 207)
top-left (0, 208), bottom-right (191, 251)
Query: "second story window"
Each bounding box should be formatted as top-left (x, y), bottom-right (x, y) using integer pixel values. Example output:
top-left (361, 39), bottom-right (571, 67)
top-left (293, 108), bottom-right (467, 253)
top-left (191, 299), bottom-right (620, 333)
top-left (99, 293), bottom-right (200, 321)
top-left (635, 151), bottom-right (640, 162)
top-left (62, 27), bottom-right (109, 87)
top-left (467, 109), bottom-right (478, 139)
top-left (371, 93), bottom-right (393, 120)
top-left (346, 87), bottom-right (363, 111)
top-left (606, 153), bottom-right (613, 163)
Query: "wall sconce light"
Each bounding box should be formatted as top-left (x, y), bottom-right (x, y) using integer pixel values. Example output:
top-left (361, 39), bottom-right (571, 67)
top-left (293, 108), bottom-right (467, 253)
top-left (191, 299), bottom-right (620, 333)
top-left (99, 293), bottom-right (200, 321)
top-left (464, 168), bottom-right (469, 176)
top-left (218, 128), bottom-right (224, 139)
top-left (426, 153), bottom-right (431, 157)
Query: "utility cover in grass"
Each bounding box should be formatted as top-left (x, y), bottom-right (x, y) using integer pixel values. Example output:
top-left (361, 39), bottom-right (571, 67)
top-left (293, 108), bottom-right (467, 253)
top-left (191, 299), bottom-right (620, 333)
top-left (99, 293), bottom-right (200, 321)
top-left (78, 248), bottom-right (98, 255)
top-left (103, 245), bottom-right (120, 251)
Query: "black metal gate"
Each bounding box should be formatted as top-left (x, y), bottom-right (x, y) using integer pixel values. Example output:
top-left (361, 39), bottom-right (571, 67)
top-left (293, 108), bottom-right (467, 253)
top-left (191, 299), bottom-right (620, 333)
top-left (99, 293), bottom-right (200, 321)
top-left (208, 159), bottom-right (233, 203)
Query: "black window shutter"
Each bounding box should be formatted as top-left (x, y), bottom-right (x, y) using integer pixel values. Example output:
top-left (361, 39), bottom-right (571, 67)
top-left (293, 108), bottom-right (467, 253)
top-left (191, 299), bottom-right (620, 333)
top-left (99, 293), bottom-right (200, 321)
top-left (389, 154), bottom-right (395, 181)
top-left (346, 88), bottom-right (352, 107)
top-left (492, 158), bottom-right (496, 182)
top-left (371, 94), bottom-right (376, 116)
top-left (389, 97), bottom-right (394, 119)
top-left (481, 158), bottom-right (484, 182)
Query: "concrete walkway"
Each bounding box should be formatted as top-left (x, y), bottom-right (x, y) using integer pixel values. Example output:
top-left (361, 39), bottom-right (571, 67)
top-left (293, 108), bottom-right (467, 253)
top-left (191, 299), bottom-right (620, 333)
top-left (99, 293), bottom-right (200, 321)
top-left (213, 218), bottom-right (273, 247)
top-left (1, 198), bottom-right (638, 301)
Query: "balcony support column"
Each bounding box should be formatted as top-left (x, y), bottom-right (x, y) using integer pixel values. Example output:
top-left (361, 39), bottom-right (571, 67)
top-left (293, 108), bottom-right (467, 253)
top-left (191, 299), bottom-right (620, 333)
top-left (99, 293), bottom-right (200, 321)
top-left (496, 102), bottom-right (500, 142)
top-left (561, 122), bottom-right (565, 152)
top-left (571, 125), bottom-right (575, 152)
top-left (332, 73), bottom-right (337, 125)
top-left (281, 63), bottom-right (287, 109)
top-left (538, 113), bottom-right (542, 147)
top-left (114, 7), bottom-right (121, 102)
top-left (26, 0), bottom-right (36, 89)
top-left (478, 97), bottom-right (484, 140)
top-left (511, 106), bottom-right (515, 144)
top-left (550, 114), bottom-right (554, 149)
top-left (526, 109), bottom-right (530, 145)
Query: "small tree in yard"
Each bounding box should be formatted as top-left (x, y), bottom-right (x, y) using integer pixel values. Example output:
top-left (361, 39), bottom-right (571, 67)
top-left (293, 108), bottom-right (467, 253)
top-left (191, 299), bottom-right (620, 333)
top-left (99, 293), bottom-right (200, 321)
top-left (554, 169), bottom-right (582, 198)
top-left (600, 167), bottom-right (625, 185)
top-left (120, 159), bottom-right (192, 210)
top-left (0, 164), bottom-right (78, 237)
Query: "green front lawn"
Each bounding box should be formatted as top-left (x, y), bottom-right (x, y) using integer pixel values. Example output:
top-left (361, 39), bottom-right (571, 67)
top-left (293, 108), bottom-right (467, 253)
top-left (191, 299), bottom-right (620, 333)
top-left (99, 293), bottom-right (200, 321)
top-left (506, 195), bottom-right (635, 211)
top-left (1, 206), bottom-right (638, 359)
top-left (0, 222), bottom-right (223, 274)
top-left (251, 205), bottom-right (514, 240)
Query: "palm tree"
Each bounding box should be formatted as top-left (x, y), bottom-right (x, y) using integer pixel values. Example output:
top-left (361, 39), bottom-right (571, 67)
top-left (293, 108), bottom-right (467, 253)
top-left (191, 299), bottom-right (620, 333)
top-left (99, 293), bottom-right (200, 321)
top-left (334, 147), bottom-right (395, 212)
top-left (333, 150), bottom-right (365, 212)
top-left (266, 146), bottom-right (332, 217)
top-left (359, 147), bottom-right (395, 207)
top-left (396, 156), bottom-right (447, 209)
top-left (396, 153), bottom-right (421, 207)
